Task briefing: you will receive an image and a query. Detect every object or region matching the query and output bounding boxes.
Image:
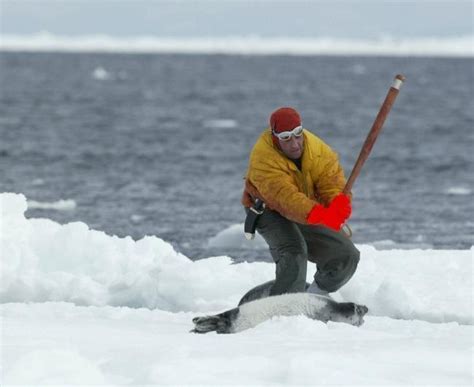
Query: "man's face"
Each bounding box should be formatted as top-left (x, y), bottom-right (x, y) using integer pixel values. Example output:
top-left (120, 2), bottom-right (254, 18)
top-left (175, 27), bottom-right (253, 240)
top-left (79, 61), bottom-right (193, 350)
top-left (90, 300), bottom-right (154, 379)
top-left (279, 135), bottom-right (304, 159)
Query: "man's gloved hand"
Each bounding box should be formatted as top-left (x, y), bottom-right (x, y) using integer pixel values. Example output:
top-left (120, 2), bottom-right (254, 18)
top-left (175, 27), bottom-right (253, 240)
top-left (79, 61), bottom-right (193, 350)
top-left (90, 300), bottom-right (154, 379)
top-left (306, 193), bottom-right (352, 231)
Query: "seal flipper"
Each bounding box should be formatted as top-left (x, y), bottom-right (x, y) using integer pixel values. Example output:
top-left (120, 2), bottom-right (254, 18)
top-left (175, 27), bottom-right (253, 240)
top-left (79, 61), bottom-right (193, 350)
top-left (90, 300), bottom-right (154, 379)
top-left (191, 308), bottom-right (240, 334)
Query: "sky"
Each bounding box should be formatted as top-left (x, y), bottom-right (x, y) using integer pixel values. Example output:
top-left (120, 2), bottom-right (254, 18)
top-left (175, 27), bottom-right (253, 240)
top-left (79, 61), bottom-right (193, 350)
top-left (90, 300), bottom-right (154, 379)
top-left (1, 0), bottom-right (472, 39)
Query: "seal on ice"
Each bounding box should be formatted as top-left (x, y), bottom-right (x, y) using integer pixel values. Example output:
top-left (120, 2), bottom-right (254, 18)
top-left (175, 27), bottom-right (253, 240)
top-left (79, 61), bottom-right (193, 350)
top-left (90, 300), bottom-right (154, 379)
top-left (191, 292), bottom-right (368, 334)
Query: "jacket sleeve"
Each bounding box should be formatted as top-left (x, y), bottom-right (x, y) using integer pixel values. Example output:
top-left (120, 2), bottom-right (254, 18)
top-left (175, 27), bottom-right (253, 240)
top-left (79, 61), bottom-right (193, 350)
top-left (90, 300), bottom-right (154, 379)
top-left (315, 147), bottom-right (347, 204)
top-left (249, 161), bottom-right (317, 224)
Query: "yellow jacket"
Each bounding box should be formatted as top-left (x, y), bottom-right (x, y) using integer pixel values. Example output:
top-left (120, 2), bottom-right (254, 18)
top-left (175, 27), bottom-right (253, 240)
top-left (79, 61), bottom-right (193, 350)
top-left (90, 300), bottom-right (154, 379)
top-left (242, 129), bottom-right (347, 224)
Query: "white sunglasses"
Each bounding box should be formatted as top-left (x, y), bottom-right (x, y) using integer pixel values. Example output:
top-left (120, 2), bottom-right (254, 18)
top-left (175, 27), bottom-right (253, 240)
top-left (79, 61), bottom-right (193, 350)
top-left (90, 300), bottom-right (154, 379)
top-left (272, 125), bottom-right (304, 141)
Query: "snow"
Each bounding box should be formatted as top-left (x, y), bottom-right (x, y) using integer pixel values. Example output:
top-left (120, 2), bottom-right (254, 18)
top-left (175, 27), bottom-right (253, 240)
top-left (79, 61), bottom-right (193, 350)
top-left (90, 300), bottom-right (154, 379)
top-left (1, 32), bottom-right (473, 57)
top-left (2, 303), bottom-right (472, 385)
top-left (1, 193), bottom-right (270, 311)
top-left (1, 192), bottom-right (473, 385)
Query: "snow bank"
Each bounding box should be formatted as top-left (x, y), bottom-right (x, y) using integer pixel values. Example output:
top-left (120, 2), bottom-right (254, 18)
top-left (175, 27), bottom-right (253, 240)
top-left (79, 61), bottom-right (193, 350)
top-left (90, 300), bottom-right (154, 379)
top-left (1, 193), bottom-right (271, 312)
top-left (1, 32), bottom-right (473, 57)
top-left (341, 245), bottom-right (473, 325)
top-left (1, 193), bottom-right (472, 325)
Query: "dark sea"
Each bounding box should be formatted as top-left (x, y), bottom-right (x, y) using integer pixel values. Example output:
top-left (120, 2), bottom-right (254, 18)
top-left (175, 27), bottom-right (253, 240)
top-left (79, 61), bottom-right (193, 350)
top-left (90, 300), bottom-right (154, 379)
top-left (1, 52), bottom-right (473, 261)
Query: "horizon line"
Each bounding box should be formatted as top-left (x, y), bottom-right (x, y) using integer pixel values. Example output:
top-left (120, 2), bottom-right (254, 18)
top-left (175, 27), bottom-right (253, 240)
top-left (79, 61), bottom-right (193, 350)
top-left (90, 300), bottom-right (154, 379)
top-left (1, 33), bottom-right (473, 57)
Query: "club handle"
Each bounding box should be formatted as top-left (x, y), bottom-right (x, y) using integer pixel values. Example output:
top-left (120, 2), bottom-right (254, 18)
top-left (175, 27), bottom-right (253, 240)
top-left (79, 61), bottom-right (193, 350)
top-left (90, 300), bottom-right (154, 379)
top-left (343, 74), bottom-right (406, 195)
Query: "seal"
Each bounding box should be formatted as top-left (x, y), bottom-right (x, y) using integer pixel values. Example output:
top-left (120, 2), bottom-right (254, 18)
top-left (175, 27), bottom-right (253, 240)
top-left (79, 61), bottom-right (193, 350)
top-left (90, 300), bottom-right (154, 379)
top-left (237, 280), bottom-right (276, 306)
top-left (237, 280), bottom-right (316, 306)
top-left (191, 292), bottom-right (368, 334)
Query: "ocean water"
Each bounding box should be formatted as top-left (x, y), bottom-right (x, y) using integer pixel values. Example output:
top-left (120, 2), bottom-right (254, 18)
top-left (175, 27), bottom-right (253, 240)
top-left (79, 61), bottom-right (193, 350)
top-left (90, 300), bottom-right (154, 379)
top-left (1, 52), bottom-right (473, 260)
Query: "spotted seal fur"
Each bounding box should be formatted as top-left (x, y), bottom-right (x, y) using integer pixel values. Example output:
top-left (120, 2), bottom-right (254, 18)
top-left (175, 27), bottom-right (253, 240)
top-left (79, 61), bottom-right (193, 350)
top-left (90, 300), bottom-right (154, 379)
top-left (192, 292), bottom-right (368, 334)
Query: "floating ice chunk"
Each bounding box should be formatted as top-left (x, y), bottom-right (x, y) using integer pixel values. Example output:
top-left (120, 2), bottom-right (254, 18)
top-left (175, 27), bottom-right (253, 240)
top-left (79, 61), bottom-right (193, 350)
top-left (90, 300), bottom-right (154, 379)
top-left (31, 178), bottom-right (45, 186)
top-left (350, 63), bottom-right (366, 74)
top-left (130, 214), bottom-right (145, 223)
top-left (27, 199), bottom-right (77, 211)
top-left (369, 239), bottom-right (433, 250)
top-left (92, 66), bottom-right (111, 80)
top-left (445, 187), bottom-right (471, 195)
top-left (207, 223), bottom-right (267, 249)
top-left (203, 119), bottom-right (238, 129)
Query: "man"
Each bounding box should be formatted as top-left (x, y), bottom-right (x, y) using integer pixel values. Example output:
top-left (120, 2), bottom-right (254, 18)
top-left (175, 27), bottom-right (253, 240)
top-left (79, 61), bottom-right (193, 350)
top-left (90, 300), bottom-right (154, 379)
top-left (241, 107), bottom-right (359, 300)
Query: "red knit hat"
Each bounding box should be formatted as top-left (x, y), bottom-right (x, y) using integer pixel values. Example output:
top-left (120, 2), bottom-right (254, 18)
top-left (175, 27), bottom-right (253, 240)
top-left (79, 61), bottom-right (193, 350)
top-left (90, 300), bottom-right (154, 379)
top-left (269, 107), bottom-right (302, 147)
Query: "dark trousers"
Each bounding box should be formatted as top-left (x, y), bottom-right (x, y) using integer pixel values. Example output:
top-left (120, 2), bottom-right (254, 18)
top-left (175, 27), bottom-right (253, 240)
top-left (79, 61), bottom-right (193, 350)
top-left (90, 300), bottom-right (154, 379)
top-left (256, 208), bottom-right (360, 295)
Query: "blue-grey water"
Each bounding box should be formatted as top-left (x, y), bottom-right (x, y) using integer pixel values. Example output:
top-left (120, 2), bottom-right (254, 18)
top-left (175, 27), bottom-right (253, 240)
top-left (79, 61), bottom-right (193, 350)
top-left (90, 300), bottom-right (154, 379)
top-left (1, 52), bottom-right (473, 261)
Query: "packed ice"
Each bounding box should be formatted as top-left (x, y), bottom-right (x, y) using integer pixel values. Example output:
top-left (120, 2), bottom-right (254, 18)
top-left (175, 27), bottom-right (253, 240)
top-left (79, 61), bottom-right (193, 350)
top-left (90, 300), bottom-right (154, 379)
top-left (1, 192), bottom-right (472, 385)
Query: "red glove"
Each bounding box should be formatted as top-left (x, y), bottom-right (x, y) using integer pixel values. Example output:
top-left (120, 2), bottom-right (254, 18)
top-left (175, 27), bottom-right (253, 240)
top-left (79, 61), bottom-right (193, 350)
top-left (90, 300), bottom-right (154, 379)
top-left (306, 193), bottom-right (352, 231)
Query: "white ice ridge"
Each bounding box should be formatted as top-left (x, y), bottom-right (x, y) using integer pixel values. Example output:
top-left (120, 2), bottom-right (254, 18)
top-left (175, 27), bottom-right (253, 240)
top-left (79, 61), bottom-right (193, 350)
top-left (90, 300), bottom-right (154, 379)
top-left (1, 193), bottom-right (270, 312)
top-left (1, 33), bottom-right (473, 57)
top-left (1, 192), bottom-right (473, 325)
